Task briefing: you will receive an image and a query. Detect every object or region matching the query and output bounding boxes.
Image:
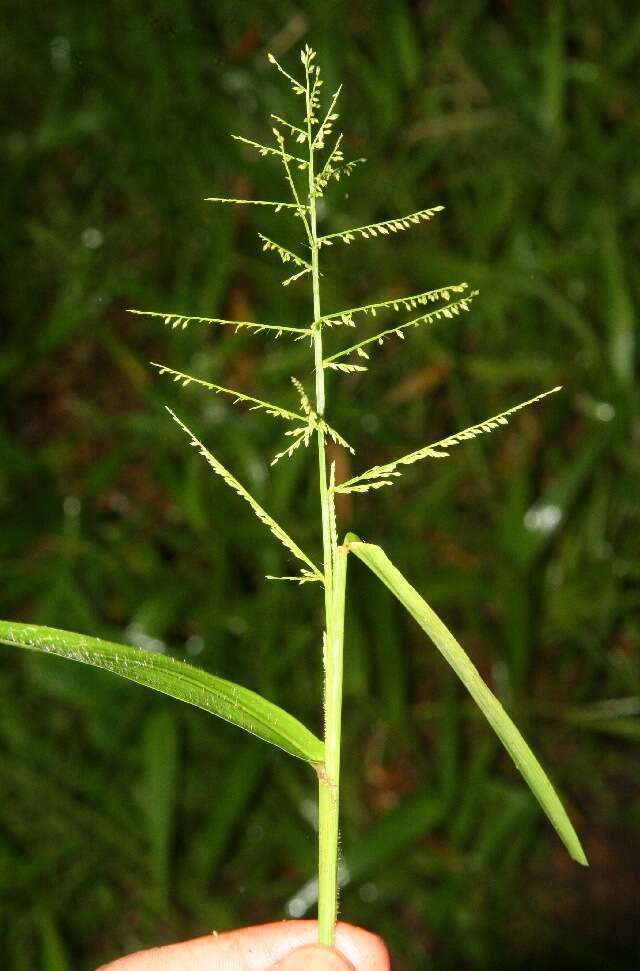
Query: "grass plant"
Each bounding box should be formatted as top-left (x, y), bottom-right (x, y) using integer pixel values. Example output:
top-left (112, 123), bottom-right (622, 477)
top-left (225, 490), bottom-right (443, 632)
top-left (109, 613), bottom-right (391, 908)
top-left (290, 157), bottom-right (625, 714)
top-left (0, 42), bottom-right (591, 953)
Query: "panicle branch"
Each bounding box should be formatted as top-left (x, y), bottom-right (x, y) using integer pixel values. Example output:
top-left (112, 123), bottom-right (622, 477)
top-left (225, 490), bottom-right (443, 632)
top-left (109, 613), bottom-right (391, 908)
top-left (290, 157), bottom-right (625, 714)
top-left (204, 196), bottom-right (309, 212)
top-left (313, 85), bottom-right (342, 149)
top-left (266, 570), bottom-right (323, 585)
top-left (267, 52), bottom-right (306, 96)
top-left (270, 378), bottom-right (355, 466)
top-left (232, 133), bottom-right (308, 169)
top-left (302, 46), bottom-right (323, 126)
top-left (335, 387), bottom-right (562, 494)
top-left (318, 206), bottom-right (444, 248)
top-left (314, 133), bottom-right (366, 197)
top-left (282, 267), bottom-right (313, 287)
top-left (271, 113), bottom-right (307, 143)
top-left (151, 363), bottom-right (305, 423)
top-left (323, 291), bottom-right (479, 364)
top-left (167, 408), bottom-right (323, 580)
top-left (318, 282), bottom-right (470, 329)
top-left (273, 128), bottom-right (313, 237)
top-left (258, 234), bottom-right (312, 276)
top-left (128, 308), bottom-right (311, 339)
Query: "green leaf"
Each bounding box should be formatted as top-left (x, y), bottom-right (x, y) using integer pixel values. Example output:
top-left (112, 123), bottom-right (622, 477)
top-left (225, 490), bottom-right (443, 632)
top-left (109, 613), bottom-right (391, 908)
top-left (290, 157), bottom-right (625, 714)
top-left (138, 709), bottom-right (180, 901)
top-left (39, 912), bottom-right (72, 971)
top-left (345, 536), bottom-right (588, 866)
top-left (0, 621), bottom-right (325, 765)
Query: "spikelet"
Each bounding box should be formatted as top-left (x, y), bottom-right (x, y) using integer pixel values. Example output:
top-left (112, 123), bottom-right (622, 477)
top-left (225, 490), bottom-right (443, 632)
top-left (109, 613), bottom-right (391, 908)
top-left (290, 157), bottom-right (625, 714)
top-left (291, 376), bottom-right (313, 416)
top-left (335, 388), bottom-right (562, 494)
top-left (325, 362), bottom-right (368, 373)
top-left (317, 206), bottom-right (445, 248)
top-left (167, 408), bottom-right (323, 580)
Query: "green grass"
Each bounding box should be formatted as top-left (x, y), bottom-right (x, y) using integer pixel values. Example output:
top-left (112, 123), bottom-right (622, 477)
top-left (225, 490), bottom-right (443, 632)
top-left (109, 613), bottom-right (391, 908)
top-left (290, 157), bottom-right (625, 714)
top-left (1, 2), bottom-right (639, 968)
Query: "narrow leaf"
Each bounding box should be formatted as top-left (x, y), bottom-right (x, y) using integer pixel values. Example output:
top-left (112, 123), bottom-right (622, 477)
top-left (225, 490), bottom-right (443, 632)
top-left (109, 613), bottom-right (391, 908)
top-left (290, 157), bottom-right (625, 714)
top-left (139, 709), bottom-right (179, 900)
top-left (0, 621), bottom-right (325, 764)
top-left (346, 538), bottom-right (588, 866)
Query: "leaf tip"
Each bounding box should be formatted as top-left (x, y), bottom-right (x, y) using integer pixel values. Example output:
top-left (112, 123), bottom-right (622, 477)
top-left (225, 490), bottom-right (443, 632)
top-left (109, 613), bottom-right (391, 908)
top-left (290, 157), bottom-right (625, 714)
top-left (572, 840), bottom-right (589, 867)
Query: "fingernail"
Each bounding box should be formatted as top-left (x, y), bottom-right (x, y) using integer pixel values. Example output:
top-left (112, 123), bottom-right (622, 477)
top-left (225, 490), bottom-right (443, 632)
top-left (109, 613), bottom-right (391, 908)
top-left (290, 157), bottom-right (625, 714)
top-left (272, 944), bottom-right (355, 971)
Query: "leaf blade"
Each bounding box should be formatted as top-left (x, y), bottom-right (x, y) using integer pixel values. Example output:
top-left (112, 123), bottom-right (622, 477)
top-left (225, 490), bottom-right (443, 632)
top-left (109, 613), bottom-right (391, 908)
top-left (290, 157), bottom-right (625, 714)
top-left (0, 621), bottom-right (325, 765)
top-left (346, 537), bottom-right (588, 866)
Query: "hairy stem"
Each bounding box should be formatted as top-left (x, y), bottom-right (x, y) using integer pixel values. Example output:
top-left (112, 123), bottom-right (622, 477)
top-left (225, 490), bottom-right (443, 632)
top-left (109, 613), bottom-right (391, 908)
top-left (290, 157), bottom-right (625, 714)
top-left (304, 58), bottom-right (343, 946)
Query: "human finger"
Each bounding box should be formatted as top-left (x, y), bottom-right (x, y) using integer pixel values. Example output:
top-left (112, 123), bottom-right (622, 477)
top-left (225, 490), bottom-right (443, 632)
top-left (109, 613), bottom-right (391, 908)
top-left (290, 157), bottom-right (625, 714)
top-left (97, 920), bottom-right (390, 971)
top-left (267, 943), bottom-right (354, 970)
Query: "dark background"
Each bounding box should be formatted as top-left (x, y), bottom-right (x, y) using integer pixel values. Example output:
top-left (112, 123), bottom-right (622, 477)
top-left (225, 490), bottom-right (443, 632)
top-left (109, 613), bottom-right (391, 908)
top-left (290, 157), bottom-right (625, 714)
top-left (1, 2), bottom-right (639, 968)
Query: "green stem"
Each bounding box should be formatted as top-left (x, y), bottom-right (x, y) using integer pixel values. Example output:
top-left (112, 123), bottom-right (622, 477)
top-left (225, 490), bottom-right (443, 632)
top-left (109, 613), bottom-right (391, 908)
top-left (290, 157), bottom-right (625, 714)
top-left (318, 546), bottom-right (347, 943)
top-left (303, 57), bottom-right (344, 946)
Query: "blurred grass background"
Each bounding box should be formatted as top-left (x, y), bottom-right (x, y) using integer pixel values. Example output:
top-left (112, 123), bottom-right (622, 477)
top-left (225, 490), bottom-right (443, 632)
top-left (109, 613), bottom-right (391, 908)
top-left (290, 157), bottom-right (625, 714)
top-left (1, 1), bottom-right (639, 968)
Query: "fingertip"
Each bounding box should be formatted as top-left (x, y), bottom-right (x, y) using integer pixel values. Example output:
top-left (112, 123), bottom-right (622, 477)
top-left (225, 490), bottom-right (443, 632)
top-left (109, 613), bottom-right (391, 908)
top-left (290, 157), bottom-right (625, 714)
top-left (334, 922), bottom-right (391, 971)
top-left (270, 944), bottom-right (354, 971)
